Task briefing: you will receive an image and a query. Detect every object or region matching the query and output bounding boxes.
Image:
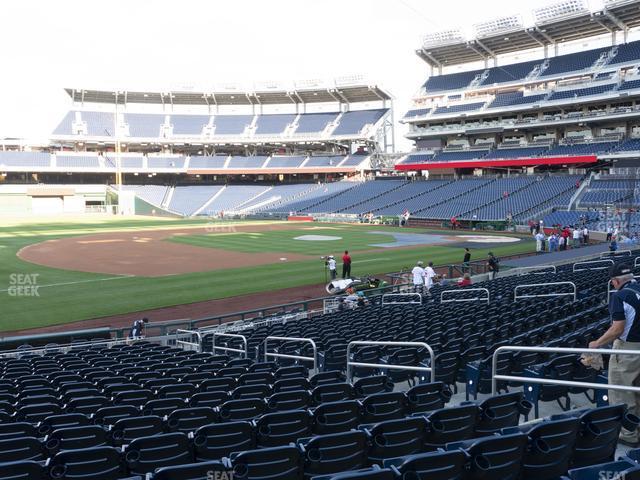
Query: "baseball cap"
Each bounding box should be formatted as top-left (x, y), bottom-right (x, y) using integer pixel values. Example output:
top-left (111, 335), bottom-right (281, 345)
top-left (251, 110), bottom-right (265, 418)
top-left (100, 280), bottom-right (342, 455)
top-left (610, 263), bottom-right (633, 279)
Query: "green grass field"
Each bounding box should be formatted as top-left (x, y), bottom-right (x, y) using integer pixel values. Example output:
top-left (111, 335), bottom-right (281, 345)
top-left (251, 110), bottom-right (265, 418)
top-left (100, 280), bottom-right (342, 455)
top-left (1, 217), bottom-right (534, 332)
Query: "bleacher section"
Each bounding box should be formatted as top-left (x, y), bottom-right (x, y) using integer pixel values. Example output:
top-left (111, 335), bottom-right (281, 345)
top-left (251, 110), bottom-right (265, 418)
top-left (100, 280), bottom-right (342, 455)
top-left (146, 156), bottom-right (185, 169)
top-left (119, 185), bottom-right (168, 207)
top-left (51, 109), bottom-right (388, 141)
top-left (189, 155), bottom-right (228, 169)
top-left (0, 152), bottom-right (51, 168)
top-left (2, 254), bottom-right (639, 479)
top-left (226, 156), bottom-right (268, 169)
top-left (419, 39), bottom-right (640, 95)
top-left (168, 186), bottom-right (224, 216)
top-left (56, 155), bottom-right (101, 169)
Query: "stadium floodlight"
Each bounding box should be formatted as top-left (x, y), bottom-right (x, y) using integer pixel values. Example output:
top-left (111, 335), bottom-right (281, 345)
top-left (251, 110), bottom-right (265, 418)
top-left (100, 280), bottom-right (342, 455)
top-left (422, 29), bottom-right (465, 48)
top-left (473, 15), bottom-right (524, 38)
top-left (533, 0), bottom-right (587, 24)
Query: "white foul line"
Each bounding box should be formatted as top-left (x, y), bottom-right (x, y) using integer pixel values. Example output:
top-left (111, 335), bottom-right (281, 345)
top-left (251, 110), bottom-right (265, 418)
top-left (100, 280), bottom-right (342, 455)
top-left (1, 275), bottom-right (135, 293)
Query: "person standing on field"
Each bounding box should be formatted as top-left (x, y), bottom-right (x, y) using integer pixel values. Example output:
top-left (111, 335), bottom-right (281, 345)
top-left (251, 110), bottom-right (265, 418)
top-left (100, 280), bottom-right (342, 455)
top-left (342, 250), bottom-right (352, 279)
top-left (326, 256), bottom-right (337, 279)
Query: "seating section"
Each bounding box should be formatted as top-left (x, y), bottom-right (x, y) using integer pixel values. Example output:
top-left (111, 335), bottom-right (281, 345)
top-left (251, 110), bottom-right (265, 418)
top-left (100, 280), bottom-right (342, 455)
top-left (433, 102), bottom-right (485, 115)
top-left (2, 253), bottom-right (640, 478)
top-left (547, 83), bottom-right (617, 101)
top-left (56, 155), bottom-right (100, 168)
top-left (120, 185), bottom-right (168, 207)
top-left (254, 114), bottom-right (296, 135)
top-left (0, 152), bottom-right (51, 168)
top-left (168, 186), bottom-right (224, 216)
top-left (188, 155), bottom-right (228, 169)
top-left (147, 156), bottom-right (185, 169)
top-left (332, 109), bottom-right (387, 136)
top-left (202, 186), bottom-right (271, 214)
top-left (226, 156), bottom-right (268, 169)
top-left (267, 156), bottom-right (307, 168)
top-left (52, 110), bottom-right (385, 140)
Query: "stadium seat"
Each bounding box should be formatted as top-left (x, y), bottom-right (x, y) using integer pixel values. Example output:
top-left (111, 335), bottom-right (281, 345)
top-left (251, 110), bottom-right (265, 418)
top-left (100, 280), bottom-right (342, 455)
top-left (423, 404), bottom-right (480, 450)
top-left (227, 445), bottom-right (303, 480)
top-left (0, 460), bottom-right (45, 480)
top-left (218, 398), bottom-right (267, 422)
top-left (311, 382), bottom-right (355, 405)
top-left (363, 416), bottom-right (429, 463)
top-left (385, 449), bottom-right (469, 480)
top-left (109, 415), bottom-right (164, 446)
top-left (0, 437), bottom-right (45, 463)
top-left (267, 390), bottom-right (311, 412)
top-left (312, 400), bottom-right (362, 435)
top-left (315, 466), bottom-right (395, 479)
top-left (92, 405), bottom-right (139, 426)
top-left (299, 430), bottom-right (369, 479)
top-left (474, 392), bottom-right (532, 436)
top-left (406, 382), bottom-right (452, 415)
top-left (151, 460), bottom-right (230, 480)
top-left (143, 398), bottom-right (187, 417)
top-left (193, 421), bottom-right (255, 461)
top-left (360, 392), bottom-right (408, 423)
top-left (47, 446), bottom-right (125, 480)
top-left (45, 425), bottom-right (108, 455)
top-left (38, 413), bottom-right (90, 436)
top-left (124, 432), bottom-right (193, 475)
top-left (255, 409), bottom-right (313, 447)
top-left (166, 407), bottom-right (218, 433)
top-left (564, 460), bottom-right (640, 480)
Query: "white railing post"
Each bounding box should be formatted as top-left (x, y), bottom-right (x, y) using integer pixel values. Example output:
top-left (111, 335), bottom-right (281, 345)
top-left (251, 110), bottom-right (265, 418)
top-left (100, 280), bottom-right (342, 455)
top-left (176, 329), bottom-right (203, 352)
top-left (212, 333), bottom-right (248, 358)
top-left (573, 259), bottom-right (614, 272)
top-left (346, 341), bottom-right (435, 383)
top-left (264, 336), bottom-right (318, 374)
top-left (491, 345), bottom-right (640, 395)
top-left (513, 282), bottom-right (576, 302)
top-left (440, 288), bottom-right (490, 304)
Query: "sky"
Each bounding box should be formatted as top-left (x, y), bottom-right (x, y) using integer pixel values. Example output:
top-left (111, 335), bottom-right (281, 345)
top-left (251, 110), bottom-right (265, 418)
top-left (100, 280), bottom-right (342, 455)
top-left (0, 0), bottom-right (604, 150)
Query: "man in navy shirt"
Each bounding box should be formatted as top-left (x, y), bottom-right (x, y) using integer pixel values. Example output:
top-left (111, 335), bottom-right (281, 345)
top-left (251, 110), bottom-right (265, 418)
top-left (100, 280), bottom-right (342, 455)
top-left (590, 263), bottom-right (640, 446)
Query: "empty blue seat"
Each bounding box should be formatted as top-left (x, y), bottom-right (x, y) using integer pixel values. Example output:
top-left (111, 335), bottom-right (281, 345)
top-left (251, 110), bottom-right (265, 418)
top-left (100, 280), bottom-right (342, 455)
top-left (474, 392), bottom-right (532, 436)
top-left (45, 425), bottom-right (108, 455)
top-left (567, 404), bottom-right (640, 468)
top-left (299, 430), bottom-right (369, 479)
top-left (151, 460), bottom-right (230, 480)
top-left (311, 383), bottom-right (355, 405)
top-left (255, 409), bottom-right (313, 447)
top-left (166, 407), bottom-right (218, 433)
top-left (424, 405), bottom-right (480, 450)
top-left (353, 375), bottom-right (393, 397)
top-left (385, 449), bottom-right (468, 480)
top-left (0, 423), bottom-right (38, 442)
top-left (193, 421), bottom-right (255, 462)
top-left (92, 405), bottom-right (139, 426)
top-left (47, 446), bottom-right (125, 480)
top-left (267, 390), bottom-right (311, 412)
top-left (218, 398), bottom-right (267, 422)
top-left (110, 415), bottom-right (164, 446)
top-left (406, 382), bottom-right (452, 415)
top-left (38, 413), bottom-right (90, 436)
top-left (190, 391), bottom-right (229, 409)
top-left (448, 432), bottom-right (528, 480)
top-left (124, 432), bottom-right (193, 475)
top-left (363, 416), bottom-right (428, 464)
top-left (315, 466), bottom-right (395, 479)
top-left (312, 400), bottom-right (361, 435)
top-left (143, 398), bottom-right (187, 417)
top-left (227, 445), bottom-right (303, 480)
top-left (0, 437), bottom-right (44, 463)
top-left (0, 460), bottom-right (45, 480)
top-left (360, 392), bottom-right (407, 423)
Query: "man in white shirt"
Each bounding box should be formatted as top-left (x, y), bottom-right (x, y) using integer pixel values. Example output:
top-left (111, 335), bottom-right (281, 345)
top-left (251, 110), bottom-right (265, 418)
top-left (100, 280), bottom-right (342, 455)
top-left (326, 256), bottom-right (337, 279)
top-left (572, 227), bottom-right (581, 248)
top-left (411, 261), bottom-right (425, 293)
top-left (535, 231), bottom-right (545, 253)
top-left (424, 262), bottom-right (437, 292)
top-left (582, 226), bottom-right (589, 245)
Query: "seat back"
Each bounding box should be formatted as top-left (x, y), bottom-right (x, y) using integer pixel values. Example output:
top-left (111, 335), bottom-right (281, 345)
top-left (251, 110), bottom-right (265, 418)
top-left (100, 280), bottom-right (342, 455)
top-left (424, 405), bottom-right (480, 450)
top-left (0, 437), bottom-right (44, 463)
top-left (300, 430), bottom-right (368, 478)
top-left (229, 445), bottom-right (303, 480)
top-left (45, 425), bottom-right (108, 455)
top-left (47, 446), bottom-right (125, 480)
top-left (255, 409), bottom-right (313, 447)
top-left (166, 407), bottom-right (218, 433)
top-left (110, 415), bottom-right (164, 446)
top-left (460, 432), bottom-right (528, 480)
top-left (151, 460), bottom-right (229, 480)
top-left (475, 392), bottom-right (532, 436)
top-left (193, 421), bottom-right (255, 462)
top-left (366, 416), bottom-right (428, 463)
top-left (361, 392), bottom-right (408, 423)
top-left (386, 449), bottom-right (468, 480)
top-left (312, 400), bottom-right (362, 435)
top-left (124, 432), bottom-right (193, 475)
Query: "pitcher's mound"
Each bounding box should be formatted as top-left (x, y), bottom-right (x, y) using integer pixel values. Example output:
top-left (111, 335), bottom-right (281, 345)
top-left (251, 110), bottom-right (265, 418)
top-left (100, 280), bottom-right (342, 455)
top-left (294, 235), bottom-right (343, 241)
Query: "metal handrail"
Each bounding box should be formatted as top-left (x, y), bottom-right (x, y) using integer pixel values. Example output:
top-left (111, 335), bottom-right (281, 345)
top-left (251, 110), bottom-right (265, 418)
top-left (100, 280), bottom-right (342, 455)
top-left (346, 341), bottom-right (435, 383)
top-left (441, 288), bottom-right (490, 304)
top-left (492, 345), bottom-right (640, 395)
top-left (518, 265), bottom-right (556, 275)
top-left (514, 282), bottom-right (576, 302)
top-left (176, 329), bottom-right (203, 352)
top-left (212, 333), bottom-right (248, 358)
top-left (264, 336), bottom-right (318, 374)
top-left (635, 256), bottom-right (640, 268)
top-left (381, 293), bottom-right (422, 305)
top-left (573, 259), bottom-right (614, 272)
top-left (600, 250), bottom-right (632, 259)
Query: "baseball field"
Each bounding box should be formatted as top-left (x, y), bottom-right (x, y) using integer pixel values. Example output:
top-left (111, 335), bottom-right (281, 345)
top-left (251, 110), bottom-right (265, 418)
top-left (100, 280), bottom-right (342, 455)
top-left (1, 216), bottom-right (535, 333)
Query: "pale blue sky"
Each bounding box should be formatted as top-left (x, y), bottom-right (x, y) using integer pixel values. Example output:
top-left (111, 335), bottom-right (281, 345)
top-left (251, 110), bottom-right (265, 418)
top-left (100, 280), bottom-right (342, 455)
top-left (0, 0), bottom-right (612, 149)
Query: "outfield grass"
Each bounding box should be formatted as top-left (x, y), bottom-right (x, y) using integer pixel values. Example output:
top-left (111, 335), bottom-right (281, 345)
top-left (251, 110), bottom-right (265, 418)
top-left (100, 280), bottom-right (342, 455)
top-left (1, 218), bottom-right (534, 331)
